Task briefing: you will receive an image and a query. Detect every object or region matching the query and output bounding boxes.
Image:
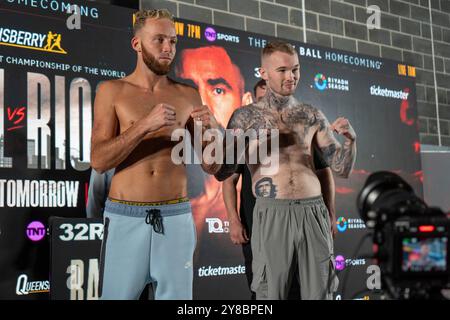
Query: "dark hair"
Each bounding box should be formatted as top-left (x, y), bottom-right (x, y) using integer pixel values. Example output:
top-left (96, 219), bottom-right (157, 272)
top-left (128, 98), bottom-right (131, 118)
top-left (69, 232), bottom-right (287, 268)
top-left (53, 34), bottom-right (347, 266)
top-left (253, 79), bottom-right (266, 96)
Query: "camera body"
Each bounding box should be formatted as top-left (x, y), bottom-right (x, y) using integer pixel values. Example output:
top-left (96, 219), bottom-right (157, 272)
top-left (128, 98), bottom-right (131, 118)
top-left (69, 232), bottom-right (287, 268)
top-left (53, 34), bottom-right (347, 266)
top-left (358, 171), bottom-right (450, 299)
top-left (377, 210), bottom-right (449, 290)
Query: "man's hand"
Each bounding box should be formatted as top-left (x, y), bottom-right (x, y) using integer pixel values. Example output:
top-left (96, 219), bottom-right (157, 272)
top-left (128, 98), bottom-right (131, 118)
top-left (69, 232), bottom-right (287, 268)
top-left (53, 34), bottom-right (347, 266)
top-left (141, 103), bottom-right (176, 133)
top-left (191, 105), bottom-right (220, 130)
top-left (229, 219), bottom-right (249, 245)
top-left (330, 117), bottom-right (356, 141)
top-left (330, 214), bottom-right (338, 239)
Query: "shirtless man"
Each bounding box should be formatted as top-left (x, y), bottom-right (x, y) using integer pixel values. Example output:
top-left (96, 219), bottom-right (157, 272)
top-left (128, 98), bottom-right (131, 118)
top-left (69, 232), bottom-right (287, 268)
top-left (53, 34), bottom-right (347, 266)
top-left (90, 9), bottom-right (218, 300)
top-left (213, 41), bottom-right (357, 300)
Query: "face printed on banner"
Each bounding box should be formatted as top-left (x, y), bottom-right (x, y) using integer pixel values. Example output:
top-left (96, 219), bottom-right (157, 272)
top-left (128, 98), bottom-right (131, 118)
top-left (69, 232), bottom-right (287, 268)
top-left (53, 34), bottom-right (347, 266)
top-left (260, 51), bottom-right (300, 96)
top-left (133, 18), bottom-right (177, 75)
top-left (176, 46), bottom-right (246, 127)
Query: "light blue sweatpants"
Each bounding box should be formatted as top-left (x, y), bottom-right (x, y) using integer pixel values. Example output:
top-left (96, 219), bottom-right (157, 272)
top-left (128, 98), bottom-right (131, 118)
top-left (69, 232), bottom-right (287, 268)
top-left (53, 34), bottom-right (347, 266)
top-left (99, 199), bottom-right (196, 300)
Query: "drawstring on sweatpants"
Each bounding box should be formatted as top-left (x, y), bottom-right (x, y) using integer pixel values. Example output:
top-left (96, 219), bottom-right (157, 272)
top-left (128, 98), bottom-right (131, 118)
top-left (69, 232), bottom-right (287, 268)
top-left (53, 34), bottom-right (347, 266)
top-left (145, 209), bottom-right (164, 234)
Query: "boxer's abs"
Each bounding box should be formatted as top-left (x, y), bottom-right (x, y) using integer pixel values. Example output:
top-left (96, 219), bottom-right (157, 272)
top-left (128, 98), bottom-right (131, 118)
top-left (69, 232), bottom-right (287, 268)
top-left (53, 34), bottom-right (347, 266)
top-left (108, 155), bottom-right (188, 202)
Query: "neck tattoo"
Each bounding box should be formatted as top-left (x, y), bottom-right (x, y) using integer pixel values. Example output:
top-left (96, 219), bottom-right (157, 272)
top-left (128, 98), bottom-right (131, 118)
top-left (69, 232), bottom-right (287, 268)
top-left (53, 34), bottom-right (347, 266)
top-left (263, 86), bottom-right (292, 111)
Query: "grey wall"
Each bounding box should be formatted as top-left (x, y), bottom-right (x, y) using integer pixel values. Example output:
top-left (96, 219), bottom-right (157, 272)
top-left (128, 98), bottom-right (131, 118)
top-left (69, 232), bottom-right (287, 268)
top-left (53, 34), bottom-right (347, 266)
top-left (139, 0), bottom-right (450, 148)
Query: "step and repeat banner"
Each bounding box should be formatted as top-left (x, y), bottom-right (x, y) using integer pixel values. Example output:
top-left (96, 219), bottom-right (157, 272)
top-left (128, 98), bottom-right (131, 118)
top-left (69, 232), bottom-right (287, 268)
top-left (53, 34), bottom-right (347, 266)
top-left (0, 0), bottom-right (421, 300)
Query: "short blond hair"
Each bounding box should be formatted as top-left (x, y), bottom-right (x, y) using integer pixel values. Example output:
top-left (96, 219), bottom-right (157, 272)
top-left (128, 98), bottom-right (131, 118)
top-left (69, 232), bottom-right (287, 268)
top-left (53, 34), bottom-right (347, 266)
top-left (262, 40), bottom-right (296, 61)
top-left (133, 9), bottom-right (174, 35)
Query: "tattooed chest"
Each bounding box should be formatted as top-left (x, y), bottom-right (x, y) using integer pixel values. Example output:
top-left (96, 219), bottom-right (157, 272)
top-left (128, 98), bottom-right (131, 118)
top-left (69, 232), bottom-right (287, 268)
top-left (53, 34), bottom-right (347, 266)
top-left (247, 107), bottom-right (318, 138)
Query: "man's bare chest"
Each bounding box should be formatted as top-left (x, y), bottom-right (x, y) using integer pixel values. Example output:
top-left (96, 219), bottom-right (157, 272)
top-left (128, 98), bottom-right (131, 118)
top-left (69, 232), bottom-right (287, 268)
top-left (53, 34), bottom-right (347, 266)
top-left (114, 91), bottom-right (192, 132)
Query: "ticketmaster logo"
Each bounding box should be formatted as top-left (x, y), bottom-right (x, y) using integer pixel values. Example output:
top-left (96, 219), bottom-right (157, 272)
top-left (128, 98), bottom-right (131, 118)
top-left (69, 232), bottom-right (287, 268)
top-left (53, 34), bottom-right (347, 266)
top-left (198, 265), bottom-right (246, 277)
top-left (370, 85), bottom-right (409, 100)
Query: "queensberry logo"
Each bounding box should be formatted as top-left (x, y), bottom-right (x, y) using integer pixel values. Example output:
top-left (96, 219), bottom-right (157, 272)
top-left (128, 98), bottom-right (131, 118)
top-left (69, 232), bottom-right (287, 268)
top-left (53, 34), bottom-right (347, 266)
top-left (16, 274), bottom-right (50, 295)
top-left (0, 27), bottom-right (67, 54)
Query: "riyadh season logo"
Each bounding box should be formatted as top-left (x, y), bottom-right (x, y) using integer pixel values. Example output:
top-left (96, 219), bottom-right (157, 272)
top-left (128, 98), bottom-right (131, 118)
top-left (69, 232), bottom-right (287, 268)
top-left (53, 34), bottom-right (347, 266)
top-left (336, 217), bottom-right (366, 233)
top-left (26, 221), bottom-right (46, 241)
top-left (314, 73), bottom-right (349, 91)
top-left (336, 217), bottom-right (348, 232)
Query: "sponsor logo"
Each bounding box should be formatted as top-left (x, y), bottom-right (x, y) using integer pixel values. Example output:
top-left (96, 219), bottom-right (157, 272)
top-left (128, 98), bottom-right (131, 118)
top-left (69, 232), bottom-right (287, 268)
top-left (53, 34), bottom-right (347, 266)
top-left (26, 221), bottom-right (46, 241)
top-left (335, 255), bottom-right (346, 271)
top-left (205, 27), bottom-right (240, 43)
top-left (0, 27), bottom-right (67, 54)
top-left (370, 85), bottom-right (410, 100)
top-left (335, 255), bottom-right (367, 271)
top-left (336, 217), bottom-right (366, 232)
top-left (314, 73), bottom-right (349, 91)
top-left (198, 265), bottom-right (246, 277)
top-left (205, 218), bottom-right (229, 233)
top-left (336, 217), bottom-right (348, 233)
top-left (16, 274), bottom-right (50, 295)
top-left (204, 27), bottom-right (217, 42)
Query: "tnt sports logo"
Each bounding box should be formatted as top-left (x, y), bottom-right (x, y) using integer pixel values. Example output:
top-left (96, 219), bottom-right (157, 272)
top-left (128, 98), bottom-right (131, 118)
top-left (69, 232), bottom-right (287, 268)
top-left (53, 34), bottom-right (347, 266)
top-left (205, 218), bottom-right (229, 233)
top-left (335, 255), bottom-right (346, 271)
top-left (335, 255), bottom-right (366, 271)
top-left (314, 73), bottom-right (349, 91)
top-left (204, 27), bottom-right (240, 43)
top-left (314, 73), bottom-right (327, 91)
top-left (336, 217), bottom-right (348, 233)
top-left (0, 27), bottom-right (67, 54)
top-left (26, 221), bottom-right (46, 241)
top-left (204, 27), bottom-right (217, 42)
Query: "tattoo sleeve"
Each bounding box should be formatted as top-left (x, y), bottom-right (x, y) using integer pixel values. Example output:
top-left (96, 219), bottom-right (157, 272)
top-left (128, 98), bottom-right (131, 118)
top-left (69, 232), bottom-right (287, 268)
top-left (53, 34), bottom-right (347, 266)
top-left (214, 108), bottom-right (250, 181)
top-left (315, 109), bottom-right (356, 178)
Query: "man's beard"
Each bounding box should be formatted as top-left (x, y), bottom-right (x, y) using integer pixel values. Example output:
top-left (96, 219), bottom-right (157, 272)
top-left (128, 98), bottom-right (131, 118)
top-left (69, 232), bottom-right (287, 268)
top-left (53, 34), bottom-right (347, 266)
top-left (142, 46), bottom-right (171, 75)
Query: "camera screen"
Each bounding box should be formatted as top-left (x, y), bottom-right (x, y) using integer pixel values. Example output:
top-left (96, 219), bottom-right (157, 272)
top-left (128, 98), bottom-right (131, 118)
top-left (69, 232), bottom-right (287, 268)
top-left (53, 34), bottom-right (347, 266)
top-left (402, 237), bottom-right (448, 273)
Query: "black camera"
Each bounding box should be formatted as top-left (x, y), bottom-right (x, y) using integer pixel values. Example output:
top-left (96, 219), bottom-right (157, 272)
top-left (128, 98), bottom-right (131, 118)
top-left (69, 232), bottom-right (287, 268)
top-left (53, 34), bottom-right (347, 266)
top-left (357, 171), bottom-right (450, 299)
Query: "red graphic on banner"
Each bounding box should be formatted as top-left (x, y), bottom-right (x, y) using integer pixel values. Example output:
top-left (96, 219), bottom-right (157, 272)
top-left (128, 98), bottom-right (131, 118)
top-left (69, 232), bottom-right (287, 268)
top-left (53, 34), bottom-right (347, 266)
top-left (414, 170), bottom-right (423, 183)
top-left (400, 88), bottom-right (414, 126)
top-left (413, 141), bottom-right (421, 154)
top-left (85, 182), bottom-right (89, 207)
top-left (6, 106), bottom-right (26, 131)
top-left (336, 187), bottom-right (354, 194)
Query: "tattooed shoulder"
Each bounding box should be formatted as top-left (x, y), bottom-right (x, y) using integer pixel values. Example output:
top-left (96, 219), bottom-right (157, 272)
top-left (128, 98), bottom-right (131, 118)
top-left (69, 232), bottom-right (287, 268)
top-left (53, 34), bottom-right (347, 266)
top-left (227, 106), bottom-right (257, 130)
top-left (280, 102), bottom-right (324, 130)
top-left (228, 104), bottom-right (277, 131)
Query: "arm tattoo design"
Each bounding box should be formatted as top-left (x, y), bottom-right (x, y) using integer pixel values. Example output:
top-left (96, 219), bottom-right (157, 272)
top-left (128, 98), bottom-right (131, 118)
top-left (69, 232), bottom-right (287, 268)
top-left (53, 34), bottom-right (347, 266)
top-left (319, 121), bottom-right (356, 178)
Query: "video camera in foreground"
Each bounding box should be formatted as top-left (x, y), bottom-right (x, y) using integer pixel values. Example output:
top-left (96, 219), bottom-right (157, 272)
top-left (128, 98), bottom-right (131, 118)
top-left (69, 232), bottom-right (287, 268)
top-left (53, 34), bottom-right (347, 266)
top-left (357, 171), bottom-right (450, 299)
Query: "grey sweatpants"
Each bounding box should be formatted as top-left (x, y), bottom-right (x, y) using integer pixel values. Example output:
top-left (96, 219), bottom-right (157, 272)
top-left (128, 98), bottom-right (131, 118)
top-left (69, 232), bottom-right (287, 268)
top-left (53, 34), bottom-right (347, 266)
top-left (251, 195), bottom-right (339, 300)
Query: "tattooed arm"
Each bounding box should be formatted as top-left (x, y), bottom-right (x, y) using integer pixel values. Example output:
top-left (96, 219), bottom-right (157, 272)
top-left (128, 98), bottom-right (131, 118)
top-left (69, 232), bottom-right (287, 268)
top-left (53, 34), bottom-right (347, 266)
top-left (314, 109), bottom-right (357, 178)
top-left (213, 108), bottom-right (251, 181)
